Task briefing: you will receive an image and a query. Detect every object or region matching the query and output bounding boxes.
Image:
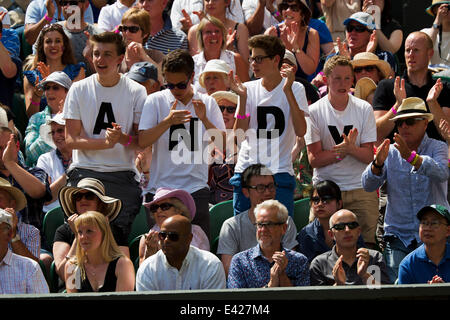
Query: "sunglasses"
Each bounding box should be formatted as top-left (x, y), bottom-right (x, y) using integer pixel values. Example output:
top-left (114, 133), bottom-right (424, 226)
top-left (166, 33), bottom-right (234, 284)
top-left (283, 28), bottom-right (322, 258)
top-left (165, 78), bottom-right (190, 90)
top-left (254, 221), bottom-right (285, 229)
top-left (73, 191), bottom-right (97, 202)
top-left (50, 128), bottom-right (65, 136)
top-left (331, 221), bottom-right (360, 231)
top-left (395, 117), bottom-right (426, 127)
top-left (310, 195), bottom-right (335, 205)
top-left (158, 231), bottom-right (180, 242)
top-left (249, 55), bottom-right (273, 64)
top-left (278, 2), bottom-right (301, 12)
top-left (246, 182), bottom-right (277, 193)
top-left (44, 84), bottom-right (62, 91)
top-left (354, 65), bottom-right (378, 73)
top-left (118, 25), bottom-right (141, 33)
top-left (346, 24), bottom-right (369, 33)
top-left (149, 202), bottom-right (174, 213)
top-left (60, 0), bottom-right (84, 5)
top-left (219, 105), bottom-right (236, 114)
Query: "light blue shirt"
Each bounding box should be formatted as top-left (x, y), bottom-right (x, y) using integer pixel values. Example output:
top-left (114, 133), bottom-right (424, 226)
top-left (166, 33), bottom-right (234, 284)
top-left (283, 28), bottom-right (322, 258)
top-left (25, 0), bottom-right (94, 25)
top-left (361, 134), bottom-right (449, 247)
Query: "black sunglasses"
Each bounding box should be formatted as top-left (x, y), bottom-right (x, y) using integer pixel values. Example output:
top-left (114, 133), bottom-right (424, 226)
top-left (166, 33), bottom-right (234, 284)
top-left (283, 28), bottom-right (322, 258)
top-left (254, 221), bottom-right (285, 229)
top-left (331, 221), bottom-right (360, 231)
top-left (246, 182), bottom-right (277, 193)
top-left (278, 2), bottom-right (301, 12)
top-left (395, 117), bottom-right (426, 127)
top-left (165, 78), bottom-right (190, 90)
top-left (73, 191), bottom-right (97, 202)
top-left (354, 65), bottom-right (378, 73)
top-left (60, 0), bottom-right (84, 5)
top-left (118, 25), bottom-right (141, 33)
top-left (219, 105), bottom-right (236, 114)
top-left (158, 231), bottom-right (180, 242)
top-left (346, 24), bottom-right (369, 33)
top-left (310, 195), bottom-right (335, 205)
top-left (44, 84), bottom-right (62, 91)
top-left (249, 55), bottom-right (273, 64)
top-left (149, 202), bottom-right (174, 213)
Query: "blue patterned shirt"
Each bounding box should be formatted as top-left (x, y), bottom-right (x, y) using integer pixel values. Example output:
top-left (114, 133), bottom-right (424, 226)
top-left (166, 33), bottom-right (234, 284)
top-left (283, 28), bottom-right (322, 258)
top-left (227, 245), bottom-right (310, 288)
top-left (24, 105), bottom-right (54, 167)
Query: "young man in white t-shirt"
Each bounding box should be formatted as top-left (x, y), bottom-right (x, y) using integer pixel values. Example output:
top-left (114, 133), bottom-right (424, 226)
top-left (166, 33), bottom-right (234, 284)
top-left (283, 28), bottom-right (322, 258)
top-left (230, 34), bottom-right (308, 217)
top-left (304, 55), bottom-right (378, 248)
top-left (138, 49), bottom-right (225, 239)
top-left (63, 32), bottom-right (147, 245)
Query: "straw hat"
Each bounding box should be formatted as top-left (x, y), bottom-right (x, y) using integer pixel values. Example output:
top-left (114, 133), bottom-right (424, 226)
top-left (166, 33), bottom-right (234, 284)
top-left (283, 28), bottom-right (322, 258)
top-left (39, 113), bottom-right (66, 149)
top-left (390, 97), bottom-right (434, 122)
top-left (0, 178), bottom-right (27, 211)
top-left (351, 52), bottom-right (393, 79)
top-left (426, 0), bottom-right (450, 16)
top-left (210, 90), bottom-right (239, 105)
top-left (198, 59), bottom-right (231, 88)
top-left (354, 77), bottom-right (377, 101)
top-left (283, 50), bottom-right (298, 68)
top-left (144, 187), bottom-right (196, 220)
top-left (58, 178), bottom-right (122, 221)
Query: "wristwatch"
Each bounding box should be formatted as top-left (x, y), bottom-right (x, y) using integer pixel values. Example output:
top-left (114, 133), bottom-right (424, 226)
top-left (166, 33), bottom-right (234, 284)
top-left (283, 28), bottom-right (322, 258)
top-left (432, 23), bottom-right (441, 29)
top-left (11, 233), bottom-right (21, 243)
top-left (372, 159), bottom-right (384, 169)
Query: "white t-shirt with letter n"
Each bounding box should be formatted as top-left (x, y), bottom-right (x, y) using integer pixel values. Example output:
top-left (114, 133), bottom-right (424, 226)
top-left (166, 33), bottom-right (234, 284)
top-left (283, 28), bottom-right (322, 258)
top-left (63, 74), bottom-right (147, 178)
top-left (234, 78), bottom-right (309, 176)
top-left (304, 94), bottom-right (377, 191)
top-left (138, 88), bottom-right (226, 194)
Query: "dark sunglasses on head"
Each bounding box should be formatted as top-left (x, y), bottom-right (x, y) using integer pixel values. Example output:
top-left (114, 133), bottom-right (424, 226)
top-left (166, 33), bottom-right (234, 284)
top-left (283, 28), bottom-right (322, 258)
top-left (395, 117), bottom-right (426, 127)
top-left (331, 221), bottom-right (360, 231)
top-left (278, 2), bottom-right (301, 12)
top-left (164, 79), bottom-right (190, 90)
top-left (44, 84), bottom-right (62, 91)
top-left (118, 25), bottom-right (141, 33)
top-left (346, 24), bottom-right (369, 33)
top-left (158, 231), bottom-right (180, 242)
top-left (73, 191), bottom-right (97, 202)
top-left (60, 0), bottom-right (84, 5)
top-left (310, 195), bottom-right (335, 205)
top-left (354, 65), bottom-right (378, 73)
top-left (149, 202), bottom-right (174, 213)
top-left (219, 105), bottom-right (236, 114)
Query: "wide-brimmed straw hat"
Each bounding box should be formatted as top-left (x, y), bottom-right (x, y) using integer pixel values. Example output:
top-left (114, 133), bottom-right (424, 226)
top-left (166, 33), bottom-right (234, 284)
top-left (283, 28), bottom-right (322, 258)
top-left (58, 178), bottom-right (122, 221)
top-left (199, 59), bottom-right (231, 88)
top-left (0, 178), bottom-right (27, 211)
top-left (426, 0), bottom-right (450, 16)
top-left (144, 187), bottom-right (196, 220)
top-left (390, 97), bottom-right (434, 122)
top-left (210, 90), bottom-right (239, 105)
top-left (354, 77), bottom-right (377, 101)
top-left (351, 52), bottom-right (393, 79)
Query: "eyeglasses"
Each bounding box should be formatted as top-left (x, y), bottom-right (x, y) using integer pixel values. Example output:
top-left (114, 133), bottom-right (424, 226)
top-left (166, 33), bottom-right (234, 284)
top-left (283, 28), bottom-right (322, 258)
top-left (118, 25), bottom-right (141, 33)
top-left (254, 221), bottom-right (285, 229)
top-left (44, 84), bottom-right (62, 91)
top-left (330, 221), bottom-right (360, 231)
top-left (249, 55), bottom-right (273, 64)
top-left (278, 2), bottom-right (301, 12)
top-left (50, 128), bottom-right (65, 136)
top-left (165, 78), bottom-right (191, 90)
top-left (346, 24), bottom-right (369, 33)
top-left (310, 195), bottom-right (335, 205)
top-left (354, 65), bottom-right (378, 73)
top-left (149, 202), bottom-right (174, 213)
top-left (73, 191), bottom-right (97, 202)
top-left (59, 0), bottom-right (84, 5)
top-left (219, 105), bottom-right (236, 114)
top-left (158, 231), bottom-right (180, 242)
top-left (246, 182), bottom-right (277, 193)
top-left (395, 117), bottom-right (426, 127)
top-left (419, 220), bottom-right (449, 229)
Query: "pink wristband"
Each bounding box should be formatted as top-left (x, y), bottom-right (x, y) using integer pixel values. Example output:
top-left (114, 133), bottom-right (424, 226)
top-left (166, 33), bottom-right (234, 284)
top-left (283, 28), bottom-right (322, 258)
top-left (125, 135), bottom-right (132, 147)
top-left (44, 14), bottom-right (52, 22)
top-left (391, 107), bottom-right (397, 115)
top-left (407, 150), bottom-right (416, 163)
top-left (236, 113), bottom-right (250, 120)
top-left (30, 100), bottom-right (40, 106)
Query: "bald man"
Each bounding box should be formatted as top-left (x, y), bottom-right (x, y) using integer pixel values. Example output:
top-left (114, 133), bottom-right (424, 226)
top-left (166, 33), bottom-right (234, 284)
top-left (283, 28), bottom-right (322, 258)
top-left (310, 209), bottom-right (390, 285)
top-left (136, 215), bottom-right (226, 291)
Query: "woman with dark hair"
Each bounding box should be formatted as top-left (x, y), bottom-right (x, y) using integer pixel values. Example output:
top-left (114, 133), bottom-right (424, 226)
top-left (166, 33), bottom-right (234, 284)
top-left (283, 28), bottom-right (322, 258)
top-left (23, 23), bottom-right (85, 118)
top-left (362, 0), bottom-right (403, 54)
top-left (264, 0), bottom-right (320, 80)
top-left (296, 180), bottom-right (365, 262)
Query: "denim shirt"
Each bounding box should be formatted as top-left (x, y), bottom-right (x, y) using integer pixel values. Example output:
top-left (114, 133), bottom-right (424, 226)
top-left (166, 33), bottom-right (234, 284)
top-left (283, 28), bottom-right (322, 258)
top-left (361, 134), bottom-right (449, 247)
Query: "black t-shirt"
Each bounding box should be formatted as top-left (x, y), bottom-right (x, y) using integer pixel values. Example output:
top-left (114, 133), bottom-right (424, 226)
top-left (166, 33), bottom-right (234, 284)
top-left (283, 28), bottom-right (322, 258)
top-left (0, 56), bottom-right (21, 109)
top-left (54, 222), bottom-right (128, 247)
top-left (372, 70), bottom-right (450, 142)
top-left (381, 19), bottom-right (402, 40)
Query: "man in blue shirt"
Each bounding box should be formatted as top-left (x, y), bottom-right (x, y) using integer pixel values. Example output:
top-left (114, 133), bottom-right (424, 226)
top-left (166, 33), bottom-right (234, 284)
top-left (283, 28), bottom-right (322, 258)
top-left (362, 96), bottom-right (449, 283)
top-left (227, 199), bottom-right (309, 288)
top-left (398, 204), bottom-right (450, 284)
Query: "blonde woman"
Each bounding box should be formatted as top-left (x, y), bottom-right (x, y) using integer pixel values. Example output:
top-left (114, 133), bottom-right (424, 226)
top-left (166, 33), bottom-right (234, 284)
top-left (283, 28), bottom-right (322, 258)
top-left (65, 211), bottom-right (135, 293)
